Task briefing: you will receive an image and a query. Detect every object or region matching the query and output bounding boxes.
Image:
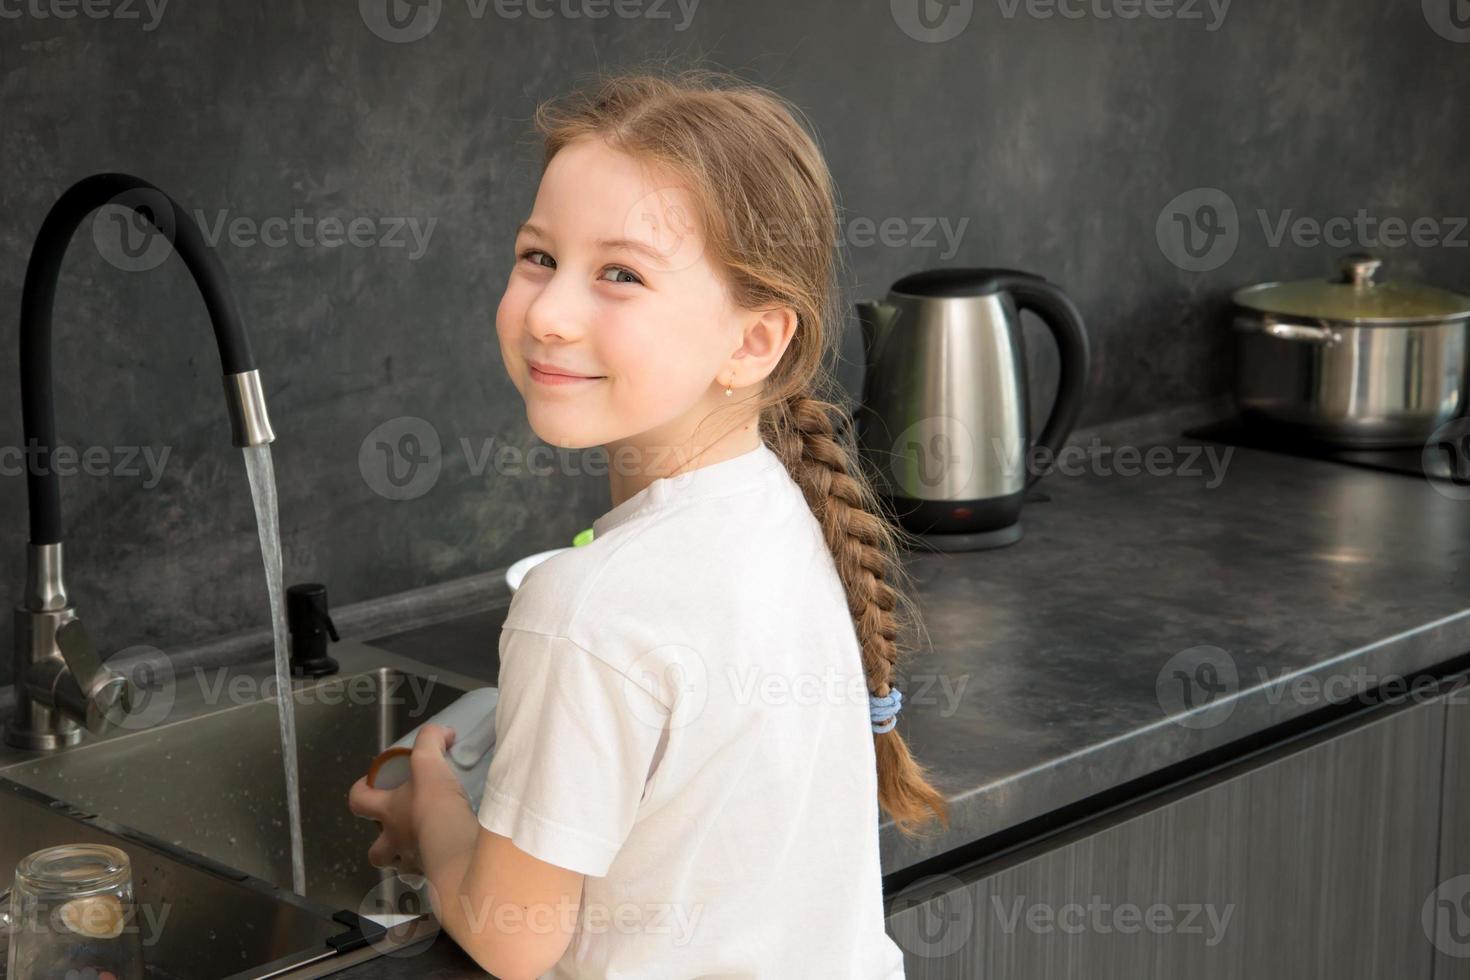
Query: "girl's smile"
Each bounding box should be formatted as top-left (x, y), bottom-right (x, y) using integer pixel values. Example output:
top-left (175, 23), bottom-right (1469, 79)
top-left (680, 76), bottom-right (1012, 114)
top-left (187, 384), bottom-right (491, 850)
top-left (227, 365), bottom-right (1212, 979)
top-left (527, 359), bottom-right (605, 386)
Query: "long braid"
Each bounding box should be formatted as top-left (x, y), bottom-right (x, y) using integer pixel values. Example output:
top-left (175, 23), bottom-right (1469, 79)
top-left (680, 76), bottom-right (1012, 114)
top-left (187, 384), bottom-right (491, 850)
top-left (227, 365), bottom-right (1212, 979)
top-left (765, 392), bottom-right (949, 836)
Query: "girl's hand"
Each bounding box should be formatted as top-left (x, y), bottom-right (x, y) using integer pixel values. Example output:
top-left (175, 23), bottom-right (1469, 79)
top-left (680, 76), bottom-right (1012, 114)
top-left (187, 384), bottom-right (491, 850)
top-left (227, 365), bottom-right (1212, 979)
top-left (347, 723), bottom-right (467, 876)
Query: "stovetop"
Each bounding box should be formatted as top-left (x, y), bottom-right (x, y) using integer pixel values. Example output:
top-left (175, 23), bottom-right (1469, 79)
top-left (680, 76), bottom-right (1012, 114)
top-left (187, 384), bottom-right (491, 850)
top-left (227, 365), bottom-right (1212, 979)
top-left (1183, 416), bottom-right (1469, 485)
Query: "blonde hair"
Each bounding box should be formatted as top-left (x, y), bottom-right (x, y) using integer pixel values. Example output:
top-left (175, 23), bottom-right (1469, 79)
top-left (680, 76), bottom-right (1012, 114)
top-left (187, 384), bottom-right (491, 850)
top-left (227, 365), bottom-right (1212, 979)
top-left (532, 67), bottom-right (948, 837)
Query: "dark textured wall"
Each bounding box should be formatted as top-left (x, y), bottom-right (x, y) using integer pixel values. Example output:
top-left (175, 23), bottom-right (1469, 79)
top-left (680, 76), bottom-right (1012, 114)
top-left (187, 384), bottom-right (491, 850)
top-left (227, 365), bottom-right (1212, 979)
top-left (2, 1), bottom-right (1468, 681)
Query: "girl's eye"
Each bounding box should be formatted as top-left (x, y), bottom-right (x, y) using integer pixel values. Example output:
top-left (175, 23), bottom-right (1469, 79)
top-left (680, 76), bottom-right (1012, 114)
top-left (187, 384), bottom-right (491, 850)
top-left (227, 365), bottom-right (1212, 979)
top-left (520, 248), bottom-right (555, 269)
top-left (600, 266), bottom-right (643, 286)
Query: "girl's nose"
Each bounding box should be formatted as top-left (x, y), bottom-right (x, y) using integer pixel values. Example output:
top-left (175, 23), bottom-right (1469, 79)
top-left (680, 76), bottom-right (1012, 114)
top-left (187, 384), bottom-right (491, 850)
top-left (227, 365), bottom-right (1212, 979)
top-left (524, 275), bottom-right (587, 345)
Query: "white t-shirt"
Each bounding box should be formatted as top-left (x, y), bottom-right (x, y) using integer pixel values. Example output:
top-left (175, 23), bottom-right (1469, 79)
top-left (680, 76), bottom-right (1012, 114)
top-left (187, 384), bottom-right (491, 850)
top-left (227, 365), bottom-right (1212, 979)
top-left (477, 439), bottom-right (905, 979)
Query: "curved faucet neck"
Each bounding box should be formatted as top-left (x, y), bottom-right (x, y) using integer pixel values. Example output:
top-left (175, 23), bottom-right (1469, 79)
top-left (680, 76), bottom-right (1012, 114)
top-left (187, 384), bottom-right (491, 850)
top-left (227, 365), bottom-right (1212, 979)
top-left (19, 172), bottom-right (269, 545)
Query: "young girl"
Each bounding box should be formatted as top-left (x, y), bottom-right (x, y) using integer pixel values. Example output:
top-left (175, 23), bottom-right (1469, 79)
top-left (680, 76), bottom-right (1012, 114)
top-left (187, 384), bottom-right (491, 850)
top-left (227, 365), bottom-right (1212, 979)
top-left (349, 68), bottom-right (948, 979)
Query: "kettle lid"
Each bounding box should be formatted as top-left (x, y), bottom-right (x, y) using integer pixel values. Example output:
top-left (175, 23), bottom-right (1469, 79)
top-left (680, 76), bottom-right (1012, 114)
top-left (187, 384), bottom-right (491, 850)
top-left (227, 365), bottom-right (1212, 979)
top-left (891, 267), bottom-right (1044, 298)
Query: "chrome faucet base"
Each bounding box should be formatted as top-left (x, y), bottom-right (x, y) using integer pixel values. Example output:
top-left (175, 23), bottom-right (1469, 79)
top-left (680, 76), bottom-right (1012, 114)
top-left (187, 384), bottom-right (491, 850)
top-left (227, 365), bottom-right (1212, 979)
top-left (5, 606), bottom-right (86, 750)
top-left (5, 544), bottom-right (135, 751)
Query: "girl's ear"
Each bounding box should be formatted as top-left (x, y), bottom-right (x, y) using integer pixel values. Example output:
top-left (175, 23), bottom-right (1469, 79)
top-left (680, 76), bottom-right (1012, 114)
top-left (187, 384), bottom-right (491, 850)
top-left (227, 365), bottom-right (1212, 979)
top-left (729, 305), bottom-right (798, 383)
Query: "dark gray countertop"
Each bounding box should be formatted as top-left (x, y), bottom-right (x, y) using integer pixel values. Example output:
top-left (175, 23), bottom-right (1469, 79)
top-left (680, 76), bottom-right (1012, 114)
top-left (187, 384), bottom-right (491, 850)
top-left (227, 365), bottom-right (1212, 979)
top-left (880, 433), bottom-right (1470, 874)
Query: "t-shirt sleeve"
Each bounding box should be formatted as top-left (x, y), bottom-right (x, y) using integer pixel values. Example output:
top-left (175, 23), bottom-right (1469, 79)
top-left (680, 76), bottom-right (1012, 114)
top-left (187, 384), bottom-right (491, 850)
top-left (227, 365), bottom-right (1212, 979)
top-left (476, 626), bottom-right (669, 878)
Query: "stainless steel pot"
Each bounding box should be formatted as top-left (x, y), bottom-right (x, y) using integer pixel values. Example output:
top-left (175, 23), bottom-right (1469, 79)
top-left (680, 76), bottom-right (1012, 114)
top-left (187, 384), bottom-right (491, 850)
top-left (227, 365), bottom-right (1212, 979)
top-left (1232, 253), bottom-right (1470, 448)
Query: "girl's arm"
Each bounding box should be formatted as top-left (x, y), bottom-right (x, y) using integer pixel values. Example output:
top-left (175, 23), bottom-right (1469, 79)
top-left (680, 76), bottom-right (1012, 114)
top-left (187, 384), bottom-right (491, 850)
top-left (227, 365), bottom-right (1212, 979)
top-left (420, 796), bottom-right (586, 978)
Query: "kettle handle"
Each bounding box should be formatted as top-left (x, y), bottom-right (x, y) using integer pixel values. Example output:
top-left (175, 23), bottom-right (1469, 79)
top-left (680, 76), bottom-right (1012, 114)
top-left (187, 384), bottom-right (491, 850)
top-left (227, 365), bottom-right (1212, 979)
top-left (993, 275), bottom-right (1091, 487)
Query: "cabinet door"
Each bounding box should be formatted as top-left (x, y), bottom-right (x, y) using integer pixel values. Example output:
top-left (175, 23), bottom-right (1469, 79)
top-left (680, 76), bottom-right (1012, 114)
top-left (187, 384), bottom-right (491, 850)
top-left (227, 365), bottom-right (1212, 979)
top-left (887, 695), bottom-right (1447, 980)
top-left (1432, 689), bottom-right (1470, 979)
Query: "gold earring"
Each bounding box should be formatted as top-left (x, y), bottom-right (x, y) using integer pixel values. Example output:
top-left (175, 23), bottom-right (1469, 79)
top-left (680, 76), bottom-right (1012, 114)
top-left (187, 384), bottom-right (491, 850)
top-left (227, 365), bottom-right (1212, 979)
top-left (724, 374), bottom-right (734, 397)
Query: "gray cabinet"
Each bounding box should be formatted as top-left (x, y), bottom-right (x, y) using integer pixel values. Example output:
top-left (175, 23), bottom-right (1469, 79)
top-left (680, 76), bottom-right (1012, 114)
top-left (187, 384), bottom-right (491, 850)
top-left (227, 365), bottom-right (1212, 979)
top-left (1434, 690), bottom-right (1470, 980)
top-left (887, 692), bottom-right (1453, 979)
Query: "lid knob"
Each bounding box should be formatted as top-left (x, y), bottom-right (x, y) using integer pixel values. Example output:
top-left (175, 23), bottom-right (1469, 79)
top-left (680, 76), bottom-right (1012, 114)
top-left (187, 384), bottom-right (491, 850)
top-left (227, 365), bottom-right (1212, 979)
top-left (1338, 252), bottom-right (1382, 288)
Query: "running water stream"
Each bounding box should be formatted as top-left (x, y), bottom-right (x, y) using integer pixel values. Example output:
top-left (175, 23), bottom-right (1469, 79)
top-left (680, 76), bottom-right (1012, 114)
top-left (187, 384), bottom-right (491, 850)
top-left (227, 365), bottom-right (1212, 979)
top-left (242, 444), bottom-right (306, 895)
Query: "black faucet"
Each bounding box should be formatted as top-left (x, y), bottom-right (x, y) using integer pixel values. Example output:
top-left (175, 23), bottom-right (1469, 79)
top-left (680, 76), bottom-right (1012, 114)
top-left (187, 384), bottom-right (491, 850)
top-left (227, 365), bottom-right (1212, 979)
top-left (5, 173), bottom-right (276, 751)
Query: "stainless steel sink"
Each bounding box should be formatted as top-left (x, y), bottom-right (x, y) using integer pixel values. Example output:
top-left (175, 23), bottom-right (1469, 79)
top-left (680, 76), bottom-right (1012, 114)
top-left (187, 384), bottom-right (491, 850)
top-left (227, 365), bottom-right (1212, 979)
top-left (0, 779), bottom-right (347, 979)
top-left (0, 640), bottom-right (490, 976)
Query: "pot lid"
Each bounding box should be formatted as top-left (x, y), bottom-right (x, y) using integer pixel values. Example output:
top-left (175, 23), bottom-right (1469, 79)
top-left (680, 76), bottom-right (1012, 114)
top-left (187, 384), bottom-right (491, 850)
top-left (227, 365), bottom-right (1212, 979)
top-left (1232, 254), bottom-right (1470, 324)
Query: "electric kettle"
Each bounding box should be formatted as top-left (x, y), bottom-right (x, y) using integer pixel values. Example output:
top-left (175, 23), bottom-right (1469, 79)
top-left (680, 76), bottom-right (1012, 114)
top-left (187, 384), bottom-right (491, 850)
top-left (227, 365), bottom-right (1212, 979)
top-left (855, 267), bottom-right (1090, 551)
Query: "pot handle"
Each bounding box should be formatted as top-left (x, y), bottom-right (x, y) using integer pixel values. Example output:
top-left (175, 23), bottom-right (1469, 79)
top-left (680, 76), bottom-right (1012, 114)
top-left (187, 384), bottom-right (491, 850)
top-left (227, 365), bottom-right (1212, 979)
top-left (1235, 315), bottom-right (1342, 346)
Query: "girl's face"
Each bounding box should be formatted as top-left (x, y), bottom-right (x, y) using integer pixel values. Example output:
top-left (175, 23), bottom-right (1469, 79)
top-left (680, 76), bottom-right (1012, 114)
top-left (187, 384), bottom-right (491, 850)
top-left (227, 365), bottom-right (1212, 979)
top-left (497, 137), bottom-right (756, 457)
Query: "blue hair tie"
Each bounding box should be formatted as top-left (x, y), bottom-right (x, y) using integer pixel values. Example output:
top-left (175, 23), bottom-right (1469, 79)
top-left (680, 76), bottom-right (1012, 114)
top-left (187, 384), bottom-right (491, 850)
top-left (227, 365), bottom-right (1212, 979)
top-left (870, 688), bottom-right (903, 734)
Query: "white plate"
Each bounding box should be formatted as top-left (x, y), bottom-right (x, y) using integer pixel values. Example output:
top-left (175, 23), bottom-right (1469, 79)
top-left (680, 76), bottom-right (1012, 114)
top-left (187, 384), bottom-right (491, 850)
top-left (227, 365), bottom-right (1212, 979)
top-left (505, 547), bottom-right (572, 593)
